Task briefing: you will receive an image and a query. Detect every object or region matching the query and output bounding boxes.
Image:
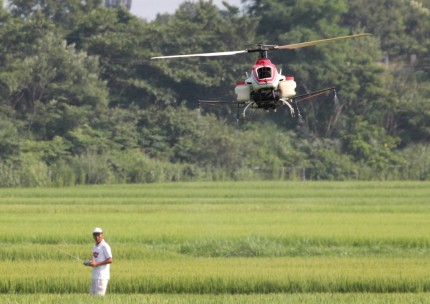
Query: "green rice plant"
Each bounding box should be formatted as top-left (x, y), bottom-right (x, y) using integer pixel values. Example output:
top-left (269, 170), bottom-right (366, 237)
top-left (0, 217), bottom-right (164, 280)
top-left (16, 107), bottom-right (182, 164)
top-left (1, 181), bottom-right (430, 296)
top-left (1, 293), bottom-right (430, 304)
top-left (2, 256), bottom-right (430, 294)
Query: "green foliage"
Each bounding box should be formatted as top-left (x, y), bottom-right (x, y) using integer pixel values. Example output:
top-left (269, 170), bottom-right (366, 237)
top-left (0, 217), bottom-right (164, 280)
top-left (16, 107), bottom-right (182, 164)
top-left (296, 138), bottom-right (359, 180)
top-left (18, 153), bottom-right (51, 187)
top-left (0, 112), bottom-right (21, 161)
top-left (67, 8), bottom-right (152, 107)
top-left (71, 152), bottom-right (114, 184)
top-left (383, 67), bottom-right (430, 145)
top-left (345, 0), bottom-right (430, 60)
top-left (0, 161), bottom-right (20, 187)
top-left (398, 144), bottom-right (430, 180)
top-left (8, 0), bottom-right (102, 31)
top-left (0, 0), bottom-right (428, 185)
top-left (0, 28), bottom-right (108, 118)
top-left (22, 136), bottom-right (71, 164)
top-left (341, 118), bottom-right (404, 178)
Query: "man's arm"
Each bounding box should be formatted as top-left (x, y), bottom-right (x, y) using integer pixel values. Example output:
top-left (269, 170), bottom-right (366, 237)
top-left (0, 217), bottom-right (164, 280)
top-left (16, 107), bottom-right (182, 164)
top-left (90, 257), bottom-right (112, 267)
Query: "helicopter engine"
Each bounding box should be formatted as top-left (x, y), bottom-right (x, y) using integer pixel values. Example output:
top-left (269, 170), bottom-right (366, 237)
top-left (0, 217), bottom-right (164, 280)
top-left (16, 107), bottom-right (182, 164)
top-left (251, 88), bottom-right (281, 103)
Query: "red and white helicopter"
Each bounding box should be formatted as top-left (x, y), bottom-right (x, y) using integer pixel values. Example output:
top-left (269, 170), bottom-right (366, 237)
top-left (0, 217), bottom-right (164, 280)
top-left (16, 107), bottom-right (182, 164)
top-left (151, 34), bottom-right (370, 120)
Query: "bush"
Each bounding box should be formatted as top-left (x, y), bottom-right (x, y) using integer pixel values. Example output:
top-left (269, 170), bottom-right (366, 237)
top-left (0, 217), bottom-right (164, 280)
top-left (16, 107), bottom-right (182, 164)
top-left (72, 152), bottom-right (114, 184)
top-left (19, 154), bottom-right (51, 187)
top-left (0, 161), bottom-right (21, 187)
top-left (48, 160), bottom-right (77, 187)
top-left (398, 144), bottom-right (430, 180)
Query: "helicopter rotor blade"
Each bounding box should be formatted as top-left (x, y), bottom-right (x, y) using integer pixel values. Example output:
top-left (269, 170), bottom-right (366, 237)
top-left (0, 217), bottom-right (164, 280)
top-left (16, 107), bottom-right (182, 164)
top-left (151, 34), bottom-right (371, 59)
top-left (151, 50), bottom-right (247, 60)
top-left (276, 33), bottom-right (371, 50)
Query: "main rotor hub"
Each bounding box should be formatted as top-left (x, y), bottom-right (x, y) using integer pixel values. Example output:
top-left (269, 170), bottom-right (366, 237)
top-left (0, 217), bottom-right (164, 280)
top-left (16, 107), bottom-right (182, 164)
top-left (246, 44), bottom-right (279, 59)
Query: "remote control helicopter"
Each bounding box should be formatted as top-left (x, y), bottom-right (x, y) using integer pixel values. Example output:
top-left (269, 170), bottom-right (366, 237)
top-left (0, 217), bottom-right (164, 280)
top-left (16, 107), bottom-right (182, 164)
top-left (151, 34), bottom-right (371, 121)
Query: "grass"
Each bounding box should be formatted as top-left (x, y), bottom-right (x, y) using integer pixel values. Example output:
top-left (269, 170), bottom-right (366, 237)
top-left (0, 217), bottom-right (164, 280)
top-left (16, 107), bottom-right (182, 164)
top-left (2, 257), bottom-right (430, 293)
top-left (1, 293), bottom-right (430, 304)
top-left (1, 181), bottom-right (430, 302)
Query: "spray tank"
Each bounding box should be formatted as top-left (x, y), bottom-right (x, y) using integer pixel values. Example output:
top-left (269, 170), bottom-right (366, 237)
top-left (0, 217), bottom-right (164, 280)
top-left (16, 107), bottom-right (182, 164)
top-left (234, 80), bottom-right (251, 102)
top-left (279, 76), bottom-right (296, 97)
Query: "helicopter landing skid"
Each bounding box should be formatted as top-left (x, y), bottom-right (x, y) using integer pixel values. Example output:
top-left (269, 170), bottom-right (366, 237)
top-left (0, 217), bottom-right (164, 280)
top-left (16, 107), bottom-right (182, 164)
top-left (280, 99), bottom-right (295, 117)
top-left (239, 101), bottom-right (255, 121)
top-left (239, 98), bottom-right (296, 121)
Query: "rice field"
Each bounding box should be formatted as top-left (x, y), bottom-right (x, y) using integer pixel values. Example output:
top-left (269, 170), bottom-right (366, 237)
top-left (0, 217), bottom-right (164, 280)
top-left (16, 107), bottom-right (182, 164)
top-left (1, 181), bottom-right (430, 303)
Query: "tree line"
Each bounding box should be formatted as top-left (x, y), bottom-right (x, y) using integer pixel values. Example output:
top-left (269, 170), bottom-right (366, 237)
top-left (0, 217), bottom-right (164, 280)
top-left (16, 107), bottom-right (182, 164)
top-left (0, 0), bottom-right (429, 186)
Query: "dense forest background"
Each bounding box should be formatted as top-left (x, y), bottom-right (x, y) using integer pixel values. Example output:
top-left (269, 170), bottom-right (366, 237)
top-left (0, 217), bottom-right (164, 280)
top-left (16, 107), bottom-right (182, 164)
top-left (0, 0), bottom-right (429, 186)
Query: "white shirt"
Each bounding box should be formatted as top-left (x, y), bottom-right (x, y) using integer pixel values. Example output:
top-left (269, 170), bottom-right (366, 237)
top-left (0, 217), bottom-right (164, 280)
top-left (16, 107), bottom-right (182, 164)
top-left (92, 239), bottom-right (112, 280)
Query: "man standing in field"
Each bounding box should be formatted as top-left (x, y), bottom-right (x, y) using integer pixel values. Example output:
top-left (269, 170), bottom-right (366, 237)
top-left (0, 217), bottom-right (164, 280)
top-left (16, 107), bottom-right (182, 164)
top-left (86, 227), bottom-right (113, 296)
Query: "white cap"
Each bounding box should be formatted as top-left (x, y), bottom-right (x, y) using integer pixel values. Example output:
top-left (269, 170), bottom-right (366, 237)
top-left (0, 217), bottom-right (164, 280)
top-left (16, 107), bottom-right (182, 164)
top-left (93, 227), bottom-right (103, 234)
